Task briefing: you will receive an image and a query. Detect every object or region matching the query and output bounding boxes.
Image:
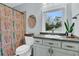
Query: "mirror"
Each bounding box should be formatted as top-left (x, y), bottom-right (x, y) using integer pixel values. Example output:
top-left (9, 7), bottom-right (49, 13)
top-left (28, 15), bottom-right (36, 28)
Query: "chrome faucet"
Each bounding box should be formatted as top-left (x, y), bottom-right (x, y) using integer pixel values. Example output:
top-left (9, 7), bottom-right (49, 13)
top-left (52, 28), bottom-right (55, 33)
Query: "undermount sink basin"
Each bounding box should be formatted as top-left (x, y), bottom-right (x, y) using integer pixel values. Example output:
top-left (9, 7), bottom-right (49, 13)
top-left (44, 35), bottom-right (62, 38)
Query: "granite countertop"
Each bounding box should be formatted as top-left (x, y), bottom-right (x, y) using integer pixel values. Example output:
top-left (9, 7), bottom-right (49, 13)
top-left (33, 34), bottom-right (79, 43)
top-left (40, 32), bottom-right (66, 36)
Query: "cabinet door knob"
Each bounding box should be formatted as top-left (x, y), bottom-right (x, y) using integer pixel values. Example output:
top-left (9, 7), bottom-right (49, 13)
top-left (51, 49), bottom-right (53, 54)
top-left (48, 49), bottom-right (51, 53)
top-left (48, 47), bottom-right (53, 56)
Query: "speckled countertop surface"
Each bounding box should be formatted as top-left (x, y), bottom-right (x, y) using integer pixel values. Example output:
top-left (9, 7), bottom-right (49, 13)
top-left (33, 34), bottom-right (79, 43)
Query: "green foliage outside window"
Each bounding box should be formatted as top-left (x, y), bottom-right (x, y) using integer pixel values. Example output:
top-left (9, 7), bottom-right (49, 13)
top-left (46, 16), bottom-right (62, 31)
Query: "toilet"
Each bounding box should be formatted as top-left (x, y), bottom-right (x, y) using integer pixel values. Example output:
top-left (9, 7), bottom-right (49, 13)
top-left (16, 35), bottom-right (34, 56)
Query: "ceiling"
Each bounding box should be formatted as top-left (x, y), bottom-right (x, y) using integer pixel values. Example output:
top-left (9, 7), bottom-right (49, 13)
top-left (4, 3), bottom-right (24, 8)
top-left (4, 3), bottom-right (66, 8)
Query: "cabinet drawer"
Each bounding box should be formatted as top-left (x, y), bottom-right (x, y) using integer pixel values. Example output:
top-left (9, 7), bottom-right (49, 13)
top-left (43, 40), bottom-right (61, 48)
top-left (34, 39), bottom-right (42, 44)
top-left (62, 42), bottom-right (79, 51)
top-left (52, 48), bottom-right (78, 56)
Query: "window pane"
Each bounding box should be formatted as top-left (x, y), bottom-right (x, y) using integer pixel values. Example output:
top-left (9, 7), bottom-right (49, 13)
top-left (46, 10), bottom-right (64, 31)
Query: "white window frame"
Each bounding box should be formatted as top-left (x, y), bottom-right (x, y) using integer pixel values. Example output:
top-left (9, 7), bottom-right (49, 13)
top-left (42, 7), bottom-right (66, 33)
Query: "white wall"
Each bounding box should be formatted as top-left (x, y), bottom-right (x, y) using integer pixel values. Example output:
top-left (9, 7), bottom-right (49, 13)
top-left (14, 3), bottom-right (42, 34)
top-left (71, 3), bottom-right (79, 17)
top-left (71, 3), bottom-right (79, 36)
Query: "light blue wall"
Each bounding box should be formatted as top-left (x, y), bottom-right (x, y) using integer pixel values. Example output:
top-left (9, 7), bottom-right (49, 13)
top-left (15, 3), bottom-right (79, 36)
top-left (71, 3), bottom-right (79, 36)
top-left (15, 3), bottom-right (42, 34)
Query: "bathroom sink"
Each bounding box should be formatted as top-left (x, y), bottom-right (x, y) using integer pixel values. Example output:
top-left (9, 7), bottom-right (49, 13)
top-left (44, 35), bottom-right (62, 39)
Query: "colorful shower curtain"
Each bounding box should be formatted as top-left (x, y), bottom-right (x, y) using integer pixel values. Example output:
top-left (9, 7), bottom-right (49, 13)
top-left (0, 4), bottom-right (25, 56)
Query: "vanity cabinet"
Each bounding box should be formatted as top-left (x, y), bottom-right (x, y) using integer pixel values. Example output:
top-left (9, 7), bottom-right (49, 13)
top-left (33, 44), bottom-right (50, 56)
top-left (62, 42), bottom-right (79, 51)
top-left (33, 38), bottom-right (54, 56)
top-left (33, 38), bottom-right (50, 56)
top-left (52, 48), bottom-right (78, 56)
top-left (33, 38), bottom-right (79, 56)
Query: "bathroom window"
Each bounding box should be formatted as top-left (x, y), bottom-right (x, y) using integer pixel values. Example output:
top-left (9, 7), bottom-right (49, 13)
top-left (45, 9), bottom-right (64, 32)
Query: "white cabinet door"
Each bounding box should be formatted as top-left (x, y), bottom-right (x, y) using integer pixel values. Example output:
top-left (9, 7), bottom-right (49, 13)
top-left (52, 48), bottom-right (78, 56)
top-left (33, 44), bottom-right (50, 56)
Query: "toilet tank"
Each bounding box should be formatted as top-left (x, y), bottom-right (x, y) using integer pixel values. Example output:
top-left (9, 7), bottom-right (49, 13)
top-left (25, 36), bottom-right (34, 46)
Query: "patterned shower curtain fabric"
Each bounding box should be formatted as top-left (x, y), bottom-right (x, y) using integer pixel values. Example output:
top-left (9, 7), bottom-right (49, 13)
top-left (0, 4), bottom-right (25, 56)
